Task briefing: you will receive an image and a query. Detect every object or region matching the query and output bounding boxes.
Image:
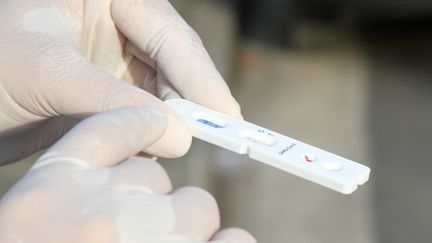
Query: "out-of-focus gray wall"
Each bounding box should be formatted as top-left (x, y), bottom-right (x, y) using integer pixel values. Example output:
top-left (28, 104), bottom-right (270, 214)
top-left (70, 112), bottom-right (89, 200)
top-left (165, 1), bottom-right (432, 243)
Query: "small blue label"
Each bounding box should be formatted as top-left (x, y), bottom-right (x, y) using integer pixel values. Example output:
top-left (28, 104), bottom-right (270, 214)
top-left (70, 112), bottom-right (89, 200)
top-left (196, 119), bottom-right (224, 128)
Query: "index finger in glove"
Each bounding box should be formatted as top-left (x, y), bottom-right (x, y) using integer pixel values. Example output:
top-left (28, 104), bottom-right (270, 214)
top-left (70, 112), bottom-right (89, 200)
top-left (36, 107), bottom-right (168, 167)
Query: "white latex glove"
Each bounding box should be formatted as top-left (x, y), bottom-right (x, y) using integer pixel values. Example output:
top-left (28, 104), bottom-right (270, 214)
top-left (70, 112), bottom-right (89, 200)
top-left (0, 0), bottom-right (241, 164)
top-left (0, 107), bottom-right (255, 243)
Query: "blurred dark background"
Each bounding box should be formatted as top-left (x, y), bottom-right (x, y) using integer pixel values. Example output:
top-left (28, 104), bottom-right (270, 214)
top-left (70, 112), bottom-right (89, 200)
top-left (236, 0), bottom-right (432, 47)
top-left (1, 1), bottom-right (431, 242)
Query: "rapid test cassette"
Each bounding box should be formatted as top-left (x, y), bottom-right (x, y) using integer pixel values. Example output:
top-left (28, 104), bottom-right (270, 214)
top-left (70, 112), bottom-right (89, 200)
top-left (166, 99), bottom-right (370, 194)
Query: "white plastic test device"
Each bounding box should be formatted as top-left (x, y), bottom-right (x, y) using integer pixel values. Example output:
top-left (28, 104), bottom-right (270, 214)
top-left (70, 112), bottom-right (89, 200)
top-left (166, 99), bottom-right (370, 194)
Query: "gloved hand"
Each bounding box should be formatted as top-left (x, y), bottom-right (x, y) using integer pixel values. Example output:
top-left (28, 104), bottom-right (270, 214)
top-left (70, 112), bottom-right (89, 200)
top-left (0, 107), bottom-right (255, 243)
top-left (0, 0), bottom-right (241, 164)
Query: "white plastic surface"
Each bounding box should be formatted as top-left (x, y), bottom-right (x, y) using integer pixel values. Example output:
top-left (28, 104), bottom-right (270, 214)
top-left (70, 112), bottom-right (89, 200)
top-left (166, 99), bottom-right (370, 194)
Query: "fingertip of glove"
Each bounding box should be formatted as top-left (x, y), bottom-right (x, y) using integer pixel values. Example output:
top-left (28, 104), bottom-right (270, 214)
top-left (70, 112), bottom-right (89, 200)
top-left (221, 97), bottom-right (243, 120)
top-left (141, 108), bottom-right (192, 158)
